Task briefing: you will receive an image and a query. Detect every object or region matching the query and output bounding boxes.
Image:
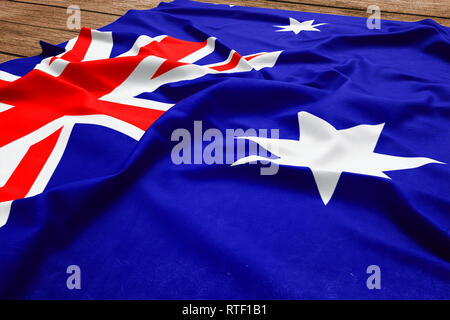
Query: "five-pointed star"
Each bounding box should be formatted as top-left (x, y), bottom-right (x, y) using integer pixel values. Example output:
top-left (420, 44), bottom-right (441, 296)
top-left (274, 18), bottom-right (327, 34)
top-left (232, 112), bottom-right (444, 205)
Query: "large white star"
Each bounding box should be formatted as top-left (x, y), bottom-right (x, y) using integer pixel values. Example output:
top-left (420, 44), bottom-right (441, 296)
top-left (232, 112), bottom-right (444, 205)
top-left (274, 18), bottom-right (327, 34)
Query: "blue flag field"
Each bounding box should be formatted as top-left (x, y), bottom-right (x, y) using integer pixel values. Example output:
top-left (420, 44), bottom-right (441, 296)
top-left (0, 0), bottom-right (448, 299)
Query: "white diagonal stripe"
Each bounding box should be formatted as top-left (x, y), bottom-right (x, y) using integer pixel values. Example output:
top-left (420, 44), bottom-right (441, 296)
top-left (179, 37), bottom-right (216, 63)
top-left (117, 35), bottom-right (167, 58)
top-left (0, 201), bottom-right (12, 228)
top-left (0, 70), bottom-right (20, 82)
top-left (83, 30), bottom-right (114, 61)
top-left (0, 102), bottom-right (14, 113)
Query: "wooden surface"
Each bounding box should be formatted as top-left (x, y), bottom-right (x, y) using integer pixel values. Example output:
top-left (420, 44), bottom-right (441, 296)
top-left (0, 0), bottom-right (449, 63)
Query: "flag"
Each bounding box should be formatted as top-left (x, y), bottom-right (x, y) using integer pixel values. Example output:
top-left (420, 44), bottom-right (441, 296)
top-left (0, 0), bottom-right (448, 299)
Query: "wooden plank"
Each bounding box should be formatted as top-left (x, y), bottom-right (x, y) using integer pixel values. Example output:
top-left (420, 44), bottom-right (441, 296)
top-left (4, 0), bottom-right (450, 26)
top-left (1, 0), bottom-right (448, 60)
top-left (0, 1), bottom-right (119, 31)
top-left (9, 0), bottom-right (449, 20)
top-left (0, 52), bottom-right (20, 64)
top-left (7, 0), bottom-right (169, 16)
top-left (201, 0), bottom-right (450, 26)
top-left (0, 20), bottom-right (77, 57)
top-left (270, 0), bottom-right (450, 19)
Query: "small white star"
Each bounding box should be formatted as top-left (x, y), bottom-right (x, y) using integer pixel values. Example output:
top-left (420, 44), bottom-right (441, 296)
top-left (274, 17), bottom-right (327, 34)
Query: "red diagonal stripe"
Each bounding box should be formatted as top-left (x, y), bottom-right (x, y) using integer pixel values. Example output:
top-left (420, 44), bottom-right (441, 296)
top-left (0, 128), bottom-right (62, 202)
top-left (210, 51), bottom-right (242, 72)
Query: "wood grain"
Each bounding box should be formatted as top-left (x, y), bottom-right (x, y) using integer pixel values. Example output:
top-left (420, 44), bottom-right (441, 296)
top-left (0, 20), bottom-right (77, 57)
top-left (7, 0), bottom-right (168, 15)
top-left (0, 1), bottom-right (118, 31)
top-left (1, 0), bottom-right (449, 63)
top-left (201, 0), bottom-right (450, 25)
top-left (0, 52), bottom-right (20, 63)
top-left (270, 0), bottom-right (449, 19)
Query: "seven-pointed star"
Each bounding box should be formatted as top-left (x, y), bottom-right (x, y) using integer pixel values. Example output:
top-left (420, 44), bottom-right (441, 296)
top-left (274, 18), bottom-right (327, 34)
top-left (231, 112), bottom-right (444, 205)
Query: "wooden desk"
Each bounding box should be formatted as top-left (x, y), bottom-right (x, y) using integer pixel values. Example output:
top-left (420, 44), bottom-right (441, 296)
top-left (1, 0), bottom-right (449, 63)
